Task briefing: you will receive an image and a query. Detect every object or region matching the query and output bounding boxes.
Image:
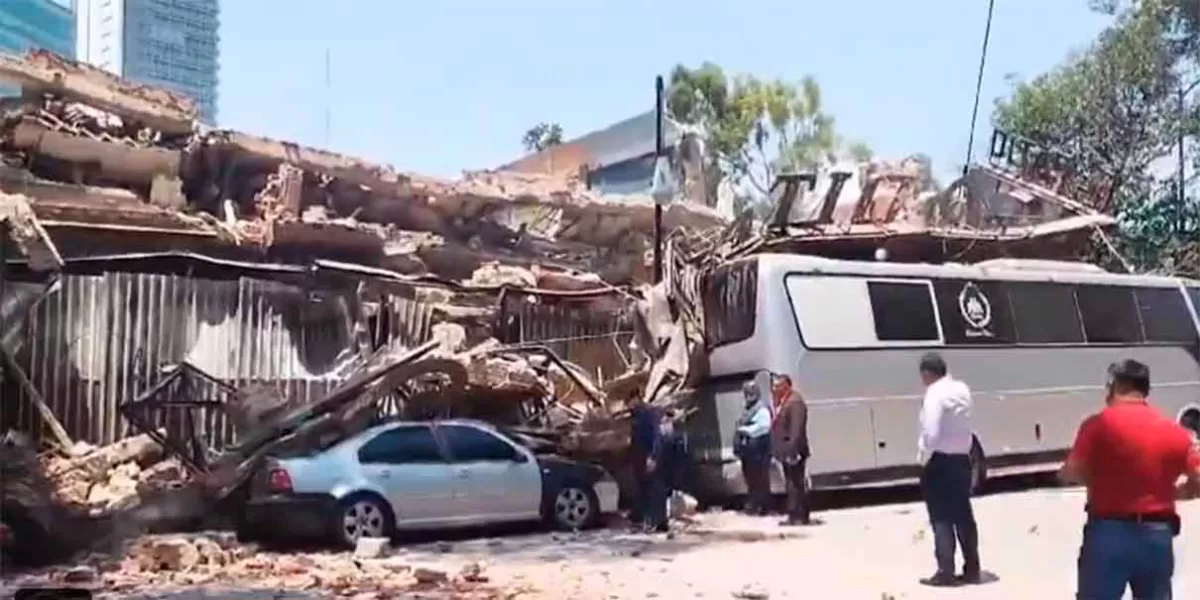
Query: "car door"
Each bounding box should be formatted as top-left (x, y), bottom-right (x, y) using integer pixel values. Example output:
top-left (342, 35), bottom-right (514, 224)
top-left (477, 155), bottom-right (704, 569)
top-left (354, 424), bottom-right (457, 528)
top-left (435, 423), bottom-right (542, 524)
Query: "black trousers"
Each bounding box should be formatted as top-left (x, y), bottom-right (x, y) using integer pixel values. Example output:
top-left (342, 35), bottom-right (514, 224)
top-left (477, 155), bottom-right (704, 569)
top-left (644, 469), bottom-right (675, 529)
top-left (740, 456), bottom-right (771, 514)
top-left (921, 452), bottom-right (980, 575)
top-left (629, 447), bottom-right (649, 521)
top-left (783, 459), bottom-right (810, 523)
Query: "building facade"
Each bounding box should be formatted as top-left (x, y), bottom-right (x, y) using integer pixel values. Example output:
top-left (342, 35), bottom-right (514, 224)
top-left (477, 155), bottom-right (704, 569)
top-left (502, 111), bottom-right (687, 196)
top-left (75, 0), bottom-right (219, 124)
top-left (0, 0), bottom-right (75, 96)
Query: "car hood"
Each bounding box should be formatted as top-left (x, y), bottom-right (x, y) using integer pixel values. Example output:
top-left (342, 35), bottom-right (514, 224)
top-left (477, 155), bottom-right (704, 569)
top-left (536, 454), bottom-right (610, 481)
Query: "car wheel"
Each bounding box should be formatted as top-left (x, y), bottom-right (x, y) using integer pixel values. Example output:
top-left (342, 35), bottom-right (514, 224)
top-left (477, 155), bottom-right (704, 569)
top-left (550, 484), bottom-right (598, 531)
top-left (333, 493), bottom-right (395, 548)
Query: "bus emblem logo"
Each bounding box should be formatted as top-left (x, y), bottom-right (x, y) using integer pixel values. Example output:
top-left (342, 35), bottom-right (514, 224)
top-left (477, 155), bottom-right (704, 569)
top-left (958, 282), bottom-right (993, 337)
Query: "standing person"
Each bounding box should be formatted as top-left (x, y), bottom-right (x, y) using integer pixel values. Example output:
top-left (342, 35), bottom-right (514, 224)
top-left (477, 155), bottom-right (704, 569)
top-left (769, 373), bottom-right (811, 526)
top-left (627, 398), bottom-right (660, 527)
top-left (915, 352), bottom-right (981, 587)
top-left (644, 408), bottom-right (687, 533)
top-left (734, 381), bottom-right (772, 515)
top-left (1060, 359), bottom-right (1200, 600)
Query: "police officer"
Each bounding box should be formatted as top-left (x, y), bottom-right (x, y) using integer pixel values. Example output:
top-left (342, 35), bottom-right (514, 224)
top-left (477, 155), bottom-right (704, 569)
top-left (734, 381), bottom-right (772, 515)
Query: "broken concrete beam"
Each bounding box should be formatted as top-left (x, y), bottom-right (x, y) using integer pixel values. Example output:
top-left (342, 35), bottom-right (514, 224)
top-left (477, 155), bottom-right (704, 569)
top-left (0, 50), bottom-right (196, 135)
top-left (210, 130), bottom-right (416, 197)
top-left (8, 116), bottom-right (182, 186)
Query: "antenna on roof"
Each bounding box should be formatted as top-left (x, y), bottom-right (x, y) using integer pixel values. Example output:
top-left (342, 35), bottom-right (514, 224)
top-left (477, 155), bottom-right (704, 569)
top-left (324, 48), bottom-right (332, 147)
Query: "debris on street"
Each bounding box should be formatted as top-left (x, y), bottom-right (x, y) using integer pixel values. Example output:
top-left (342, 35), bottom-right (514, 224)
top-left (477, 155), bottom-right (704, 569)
top-left (4, 533), bottom-right (528, 599)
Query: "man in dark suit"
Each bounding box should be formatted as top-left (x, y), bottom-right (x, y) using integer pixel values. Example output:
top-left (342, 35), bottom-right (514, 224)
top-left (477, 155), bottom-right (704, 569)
top-left (769, 373), bottom-right (812, 526)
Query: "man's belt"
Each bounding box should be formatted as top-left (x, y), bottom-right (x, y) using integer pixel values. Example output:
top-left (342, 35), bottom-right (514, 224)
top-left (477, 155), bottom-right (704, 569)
top-left (1088, 512), bottom-right (1177, 524)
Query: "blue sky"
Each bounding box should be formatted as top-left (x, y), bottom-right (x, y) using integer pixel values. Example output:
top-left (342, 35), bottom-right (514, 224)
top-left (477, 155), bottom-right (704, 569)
top-left (218, 1), bottom-right (1113, 182)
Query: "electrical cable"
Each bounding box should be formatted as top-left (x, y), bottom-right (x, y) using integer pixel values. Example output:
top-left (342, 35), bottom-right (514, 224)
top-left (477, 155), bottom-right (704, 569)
top-left (962, 0), bottom-right (998, 177)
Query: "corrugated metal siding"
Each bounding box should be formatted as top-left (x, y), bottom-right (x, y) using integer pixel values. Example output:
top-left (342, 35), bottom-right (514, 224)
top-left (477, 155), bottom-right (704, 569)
top-left (502, 297), bottom-right (634, 383)
top-left (9, 272), bottom-right (434, 446)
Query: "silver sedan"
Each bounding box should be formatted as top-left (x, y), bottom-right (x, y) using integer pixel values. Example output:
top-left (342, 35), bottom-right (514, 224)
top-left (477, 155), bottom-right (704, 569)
top-left (237, 419), bottom-right (621, 547)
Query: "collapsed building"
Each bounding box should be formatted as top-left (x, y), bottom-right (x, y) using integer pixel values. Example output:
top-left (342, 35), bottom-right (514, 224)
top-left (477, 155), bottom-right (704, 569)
top-left (0, 49), bottom-right (1117, 567)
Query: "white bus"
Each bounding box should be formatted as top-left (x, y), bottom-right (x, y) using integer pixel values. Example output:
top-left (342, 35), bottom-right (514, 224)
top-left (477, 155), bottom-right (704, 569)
top-left (683, 254), bottom-right (1200, 500)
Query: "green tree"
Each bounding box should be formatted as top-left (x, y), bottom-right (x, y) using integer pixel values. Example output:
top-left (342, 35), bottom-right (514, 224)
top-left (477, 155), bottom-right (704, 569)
top-left (521, 122), bottom-right (564, 152)
top-left (993, 0), bottom-right (1199, 274)
top-left (666, 63), bottom-right (872, 200)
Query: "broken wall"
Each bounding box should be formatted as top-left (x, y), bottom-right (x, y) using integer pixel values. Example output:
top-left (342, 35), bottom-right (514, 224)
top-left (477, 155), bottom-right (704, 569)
top-left (497, 292), bottom-right (635, 384)
top-left (3, 272), bottom-right (436, 446)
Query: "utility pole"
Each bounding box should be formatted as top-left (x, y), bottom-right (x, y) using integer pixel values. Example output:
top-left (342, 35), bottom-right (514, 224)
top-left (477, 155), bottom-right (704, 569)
top-left (653, 75), bottom-right (665, 284)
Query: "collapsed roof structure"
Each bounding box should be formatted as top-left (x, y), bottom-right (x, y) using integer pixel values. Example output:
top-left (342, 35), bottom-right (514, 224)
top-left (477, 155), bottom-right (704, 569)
top-left (0, 49), bottom-right (1129, 568)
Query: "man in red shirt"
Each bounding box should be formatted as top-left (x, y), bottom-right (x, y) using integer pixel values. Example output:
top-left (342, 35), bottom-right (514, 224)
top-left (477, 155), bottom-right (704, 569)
top-left (1060, 359), bottom-right (1200, 600)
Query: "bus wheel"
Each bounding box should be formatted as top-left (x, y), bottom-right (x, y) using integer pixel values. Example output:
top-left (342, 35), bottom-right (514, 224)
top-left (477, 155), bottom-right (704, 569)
top-left (969, 438), bottom-right (987, 496)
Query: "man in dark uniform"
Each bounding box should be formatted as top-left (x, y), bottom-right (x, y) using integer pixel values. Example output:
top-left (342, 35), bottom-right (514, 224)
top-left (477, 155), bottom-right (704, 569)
top-left (1060, 359), bottom-right (1200, 599)
top-left (734, 380), bottom-right (772, 515)
top-left (769, 373), bottom-right (811, 526)
top-left (628, 398), bottom-right (661, 525)
top-left (644, 408), bottom-right (687, 533)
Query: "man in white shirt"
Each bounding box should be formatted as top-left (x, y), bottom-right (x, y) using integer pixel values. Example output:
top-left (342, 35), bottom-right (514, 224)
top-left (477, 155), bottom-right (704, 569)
top-left (916, 352), bottom-right (981, 587)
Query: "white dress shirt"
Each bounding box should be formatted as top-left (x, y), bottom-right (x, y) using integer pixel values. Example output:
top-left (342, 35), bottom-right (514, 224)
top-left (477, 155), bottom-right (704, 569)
top-left (916, 375), bottom-right (974, 463)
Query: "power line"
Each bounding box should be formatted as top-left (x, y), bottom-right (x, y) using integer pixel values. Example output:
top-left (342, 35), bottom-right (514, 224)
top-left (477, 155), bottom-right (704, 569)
top-left (963, 0), bottom-right (997, 177)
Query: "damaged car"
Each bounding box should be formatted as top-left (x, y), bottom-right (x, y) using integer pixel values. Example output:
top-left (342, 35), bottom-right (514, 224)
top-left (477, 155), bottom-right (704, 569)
top-left (237, 419), bottom-right (620, 547)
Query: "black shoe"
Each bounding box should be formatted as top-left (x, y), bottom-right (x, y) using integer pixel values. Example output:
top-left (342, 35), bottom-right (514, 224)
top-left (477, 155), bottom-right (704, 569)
top-left (653, 524), bottom-right (670, 533)
top-left (920, 572), bottom-right (961, 587)
top-left (958, 570), bottom-right (983, 585)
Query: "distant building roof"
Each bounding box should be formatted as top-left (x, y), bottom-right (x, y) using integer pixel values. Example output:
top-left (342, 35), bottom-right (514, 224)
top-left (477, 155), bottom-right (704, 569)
top-left (501, 110), bottom-right (685, 176)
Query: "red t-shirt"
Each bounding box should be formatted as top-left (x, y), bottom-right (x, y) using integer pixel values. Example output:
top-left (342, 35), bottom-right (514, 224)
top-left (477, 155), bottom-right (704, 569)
top-left (1068, 398), bottom-right (1200, 516)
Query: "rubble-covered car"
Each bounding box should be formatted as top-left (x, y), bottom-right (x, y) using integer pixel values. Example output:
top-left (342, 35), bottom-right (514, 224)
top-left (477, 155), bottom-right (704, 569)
top-left (237, 419), bottom-right (620, 547)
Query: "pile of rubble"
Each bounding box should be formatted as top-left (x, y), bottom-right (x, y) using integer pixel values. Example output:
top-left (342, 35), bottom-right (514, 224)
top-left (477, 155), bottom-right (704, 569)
top-left (42, 433), bottom-right (188, 514)
top-left (7, 534), bottom-right (524, 599)
top-left (0, 49), bottom-right (727, 290)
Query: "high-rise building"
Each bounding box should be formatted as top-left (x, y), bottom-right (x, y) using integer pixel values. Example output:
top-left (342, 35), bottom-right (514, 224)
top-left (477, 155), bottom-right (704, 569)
top-left (74, 0), bottom-right (219, 124)
top-left (0, 0), bottom-right (75, 96)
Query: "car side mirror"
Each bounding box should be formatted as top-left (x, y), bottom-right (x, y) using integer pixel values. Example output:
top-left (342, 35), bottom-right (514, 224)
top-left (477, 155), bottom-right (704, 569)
top-left (512, 452), bottom-right (529, 463)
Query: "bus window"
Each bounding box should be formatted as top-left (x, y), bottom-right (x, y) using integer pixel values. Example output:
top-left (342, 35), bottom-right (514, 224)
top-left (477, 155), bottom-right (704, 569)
top-left (1076, 285), bottom-right (1143, 344)
top-left (1008, 282), bottom-right (1085, 344)
top-left (866, 281), bottom-right (940, 342)
top-left (1136, 287), bottom-right (1199, 344)
top-left (703, 259), bottom-right (757, 347)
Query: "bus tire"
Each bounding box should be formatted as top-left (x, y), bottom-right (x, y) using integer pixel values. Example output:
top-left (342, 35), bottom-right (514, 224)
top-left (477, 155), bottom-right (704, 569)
top-left (968, 438), bottom-right (987, 496)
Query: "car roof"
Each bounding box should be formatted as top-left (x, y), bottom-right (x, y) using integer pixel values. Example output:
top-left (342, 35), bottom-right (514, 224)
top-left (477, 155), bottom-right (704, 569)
top-left (352, 418), bottom-right (500, 441)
